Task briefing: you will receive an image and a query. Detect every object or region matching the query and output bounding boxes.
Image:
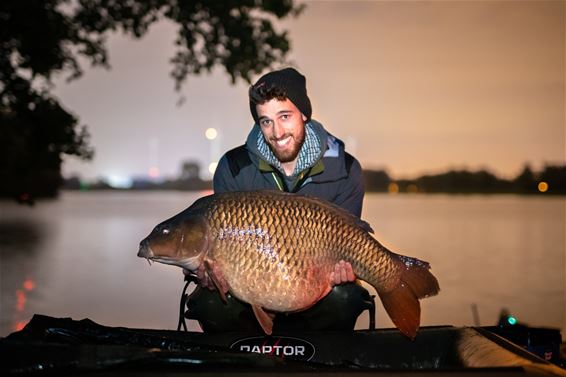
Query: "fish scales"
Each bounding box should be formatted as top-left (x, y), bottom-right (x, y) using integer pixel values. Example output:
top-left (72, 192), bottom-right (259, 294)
top-left (206, 193), bottom-right (379, 310)
top-left (138, 190), bottom-right (440, 338)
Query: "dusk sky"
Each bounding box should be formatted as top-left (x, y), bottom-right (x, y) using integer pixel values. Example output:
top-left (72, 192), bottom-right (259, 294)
top-left (55, 0), bottom-right (565, 184)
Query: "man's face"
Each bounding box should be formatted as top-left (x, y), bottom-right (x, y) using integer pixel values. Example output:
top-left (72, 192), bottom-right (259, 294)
top-left (256, 98), bottom-right (306, 163)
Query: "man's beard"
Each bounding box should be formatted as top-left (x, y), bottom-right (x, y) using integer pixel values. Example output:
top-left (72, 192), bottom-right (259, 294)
top-left (268, 131), bottom-right (305, 163)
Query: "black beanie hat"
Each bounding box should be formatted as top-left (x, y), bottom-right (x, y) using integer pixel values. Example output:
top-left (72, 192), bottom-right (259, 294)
top-left (249, 67), bottom-right (312, 123)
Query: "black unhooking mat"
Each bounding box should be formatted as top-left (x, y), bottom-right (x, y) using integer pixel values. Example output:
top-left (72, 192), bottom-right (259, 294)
top-left (0, 314), bottom-right (558, 376)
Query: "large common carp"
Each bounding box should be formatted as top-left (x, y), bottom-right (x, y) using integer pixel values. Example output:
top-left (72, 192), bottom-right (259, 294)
top-left (138, 190), bottom-right (439, 338)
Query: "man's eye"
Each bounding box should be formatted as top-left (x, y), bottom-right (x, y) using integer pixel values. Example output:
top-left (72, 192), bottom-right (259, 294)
top-left (260, 120), bottom-right (272, 127)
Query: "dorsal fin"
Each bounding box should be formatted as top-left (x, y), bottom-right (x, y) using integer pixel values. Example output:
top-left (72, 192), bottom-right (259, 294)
top-left (356, 218), bottom-right (374, 234)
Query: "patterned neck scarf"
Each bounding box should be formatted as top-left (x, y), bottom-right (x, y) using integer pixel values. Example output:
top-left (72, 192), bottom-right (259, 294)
top-left (256, 122), bottom-right (322, 177)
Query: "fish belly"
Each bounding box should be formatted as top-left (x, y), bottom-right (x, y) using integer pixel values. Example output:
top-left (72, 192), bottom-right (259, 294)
top-left (211, 235), bottom-right (337, 312)
top-left (228, 263), bottom-right (333, 312)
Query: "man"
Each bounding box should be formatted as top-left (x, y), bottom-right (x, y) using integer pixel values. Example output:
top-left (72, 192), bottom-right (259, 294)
top-left (184, 68), bottom-right (373, 332)
top-left (214, 67), bottom-right (364, 217)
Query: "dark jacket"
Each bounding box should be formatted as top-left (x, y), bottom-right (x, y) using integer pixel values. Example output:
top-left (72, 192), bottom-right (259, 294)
top-left (213, 120), bottom-right (365, 217)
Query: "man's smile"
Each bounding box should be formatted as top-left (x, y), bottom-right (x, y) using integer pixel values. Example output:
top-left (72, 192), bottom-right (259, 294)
top-left (275, 136), bottom-right (292, 148)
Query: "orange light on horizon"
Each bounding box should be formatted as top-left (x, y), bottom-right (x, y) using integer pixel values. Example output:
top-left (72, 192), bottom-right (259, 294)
top-left (538, 181), bottom-right (549, 193)
top-left (14, 321), bottom-right (28, 332)
top-left (388, 182), bottom-right (399, 194)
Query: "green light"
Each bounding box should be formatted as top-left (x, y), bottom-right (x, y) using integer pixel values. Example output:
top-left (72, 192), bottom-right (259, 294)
top-left (507, 316), bottom-right (517, 325)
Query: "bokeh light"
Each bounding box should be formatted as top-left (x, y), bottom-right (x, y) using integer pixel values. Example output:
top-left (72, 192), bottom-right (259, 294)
top-left (388, 183), bottom-right (399, 194)
top-left (148, 167), bottom-right (160, 178)
top-left (205, 128), bottom-right (218, 140)
top-left (538, 181), bottom-right (549, 193)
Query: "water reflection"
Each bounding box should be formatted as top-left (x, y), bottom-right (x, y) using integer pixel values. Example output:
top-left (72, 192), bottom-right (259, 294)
top-left (14, 278), bottom-right (36, 331)
top-left (0, 192), bottom-right (564, 337)
top-left (0, 220), bottom-right (44, 252)
top-left (0, 220), bottom-right (44, 334)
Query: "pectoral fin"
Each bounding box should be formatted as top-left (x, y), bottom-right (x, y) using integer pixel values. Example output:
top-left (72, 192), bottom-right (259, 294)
top-left (252, 305), bottom-right (275, 335)
top-left (204, 258), bottom-right (229, 304)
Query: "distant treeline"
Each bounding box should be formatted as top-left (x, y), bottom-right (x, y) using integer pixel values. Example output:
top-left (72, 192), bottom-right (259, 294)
top-left (65, 176), bottom-right (212, 192)
top-left (62, 163), bottom-right (566, 196)
top-left (364, 164), bottom-right (566, 195)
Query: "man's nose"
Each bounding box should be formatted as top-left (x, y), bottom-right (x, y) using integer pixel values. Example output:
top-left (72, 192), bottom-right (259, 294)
top-left (273, 121), bottom-right (285, 139)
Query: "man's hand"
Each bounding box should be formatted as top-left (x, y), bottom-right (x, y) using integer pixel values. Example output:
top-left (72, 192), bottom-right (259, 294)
top-left (331, 260), bottom-right (356, 285)
top-left (183, 266), bottom-right (216, 290)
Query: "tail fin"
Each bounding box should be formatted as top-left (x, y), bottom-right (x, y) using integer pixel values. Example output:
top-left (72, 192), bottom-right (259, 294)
top-left (377, 254), bottom-right (440, 340)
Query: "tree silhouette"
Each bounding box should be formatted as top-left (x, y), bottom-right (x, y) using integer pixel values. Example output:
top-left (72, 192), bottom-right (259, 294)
top-left (0, 0), bottom-right (302, 202)
top-left (363, 169), bottom-right (391, 192)
top-left (513, 164), bottom-right (536, 193)
top-left (539, 165), bottom-right (566, 194)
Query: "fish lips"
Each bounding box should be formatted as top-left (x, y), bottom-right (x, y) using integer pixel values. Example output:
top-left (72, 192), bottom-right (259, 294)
top-left (137, 240), bottom-right (155, 259)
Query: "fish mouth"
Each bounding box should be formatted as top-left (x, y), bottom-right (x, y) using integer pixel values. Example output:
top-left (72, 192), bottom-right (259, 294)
top-left (137, 244), bottom-right (188, 268)
top-left (137, 241), bottom-right (202, 271)
top-left (138, 243), bottom-right (159, 266)
top-left (138, 244), bottom-right (155, 259)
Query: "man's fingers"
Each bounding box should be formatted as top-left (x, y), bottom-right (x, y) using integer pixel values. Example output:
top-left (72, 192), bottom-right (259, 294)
top-left (205, 275), bottom-right (216, 290)
top-left (346, 262), bottom-right (355, 281)
top-left (340, 261), bottom-right (348, 282)
top-left (333, 263), bottom-right (341, 285)
top-left (196, 264), bottom-right (206, 280)
top-left (188, 265), bottom-right (217, 290)
top-left (332, 260), bottom-right (356, 284)
top-left (200, 273), bottom-right (214, 290)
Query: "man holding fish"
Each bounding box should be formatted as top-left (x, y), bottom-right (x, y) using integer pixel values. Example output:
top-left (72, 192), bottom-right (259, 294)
top-left (185, 68), bottom-right (375, 332)
top-left (138, 68), bottom-right (439, 337)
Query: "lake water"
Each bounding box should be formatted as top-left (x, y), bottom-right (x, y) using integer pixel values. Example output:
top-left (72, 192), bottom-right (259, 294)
top-left (1, 191), bottom-right (564, 337)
